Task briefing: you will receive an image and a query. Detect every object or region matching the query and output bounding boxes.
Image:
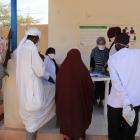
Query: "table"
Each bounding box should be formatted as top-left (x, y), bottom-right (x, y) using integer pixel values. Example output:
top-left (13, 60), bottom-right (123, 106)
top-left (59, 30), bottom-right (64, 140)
top-left (91, 76), bottom-right (110, 126)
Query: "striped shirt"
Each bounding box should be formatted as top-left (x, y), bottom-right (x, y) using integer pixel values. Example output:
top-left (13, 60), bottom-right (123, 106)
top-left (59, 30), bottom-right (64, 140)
top-left (90, 47), bottom-right (109, 73)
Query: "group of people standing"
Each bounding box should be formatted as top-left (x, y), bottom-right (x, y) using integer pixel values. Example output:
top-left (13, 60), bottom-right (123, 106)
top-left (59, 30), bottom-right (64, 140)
top-left (16, 28), bottom-right (94, 140)
top-left (16, 27), bottom-right (140, 140)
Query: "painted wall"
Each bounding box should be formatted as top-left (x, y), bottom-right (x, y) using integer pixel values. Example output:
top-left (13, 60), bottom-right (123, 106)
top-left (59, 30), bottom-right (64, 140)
top-left (49, 0), bottom-right (140, 67)
top-left (0, 24), bottom-right (48, 54)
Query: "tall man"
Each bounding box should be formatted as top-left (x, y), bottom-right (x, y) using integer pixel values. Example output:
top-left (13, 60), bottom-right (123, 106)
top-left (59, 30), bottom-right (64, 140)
top-left (16, 28), bottom-right (55, 140)
top-left (107, 33), bottom-right (140, 140)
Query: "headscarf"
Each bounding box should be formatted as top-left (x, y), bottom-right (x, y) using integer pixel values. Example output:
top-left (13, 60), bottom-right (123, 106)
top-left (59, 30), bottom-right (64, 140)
top-left (107, 27), bottom-right (121, 53)
top-left (115, 33), bottom-right (130, 45)
top-left (56, 49), bottom-right (95, 138)
top-left (107, 27), bottom-right (121, 39)
top-left (115, 33), bottom-right (130, 51)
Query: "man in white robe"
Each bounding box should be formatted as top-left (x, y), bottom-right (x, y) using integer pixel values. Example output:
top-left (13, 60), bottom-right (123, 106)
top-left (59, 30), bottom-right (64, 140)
top-left (108, 33), bottom-right (140, 140)
top-left (16, 28), bottom-right (55, 140)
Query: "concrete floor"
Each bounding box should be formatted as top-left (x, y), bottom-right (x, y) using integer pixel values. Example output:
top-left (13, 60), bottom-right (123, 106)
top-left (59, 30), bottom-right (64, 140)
top-left (0, 107), bottom-right (140, 140)
top-left (38, 106), bottom-right (140, 136)
top-left (88, 106), bottom-right (140, 136)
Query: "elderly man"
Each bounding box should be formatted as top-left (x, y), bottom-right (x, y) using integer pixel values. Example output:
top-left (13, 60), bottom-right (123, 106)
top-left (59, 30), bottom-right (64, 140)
top-left (16, 28), bottom-right (55, 140)
top-left (90, 37), bottom-right (109, 106)
top-left (108, 33), bottom-right (140, 140)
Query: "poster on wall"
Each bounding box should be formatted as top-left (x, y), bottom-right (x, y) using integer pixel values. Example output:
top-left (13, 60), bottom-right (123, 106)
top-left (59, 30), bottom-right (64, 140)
top-left (80, 25), bottom-right (137, 48)
top-left (80, 26), bottom-right (108, 48)
top-left (123, 26), bottom-right (136, 46)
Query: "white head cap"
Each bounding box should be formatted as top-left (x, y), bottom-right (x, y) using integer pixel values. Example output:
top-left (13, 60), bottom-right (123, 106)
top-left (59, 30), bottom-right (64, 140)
top-left (25, 27), bottom-right (41, 38)
top-left (17, 27), bottom-right (41, 51)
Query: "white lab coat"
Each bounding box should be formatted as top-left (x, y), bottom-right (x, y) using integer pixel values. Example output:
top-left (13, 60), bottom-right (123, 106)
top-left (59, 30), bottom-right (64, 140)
top-left (44, 55), bottom-right (56, 81)
top-left (42, 55), bottom-right (56, 124)
top-left (108, 48), bottom-right (140, 108)
top-left (16, 40), bottom-right (55, 132)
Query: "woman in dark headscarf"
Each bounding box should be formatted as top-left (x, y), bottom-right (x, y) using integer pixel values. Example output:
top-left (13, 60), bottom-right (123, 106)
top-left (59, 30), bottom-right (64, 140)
top-left (56, 49), bottom-right (95, 140)
top-left (107, 27), bottom-right (121, 56)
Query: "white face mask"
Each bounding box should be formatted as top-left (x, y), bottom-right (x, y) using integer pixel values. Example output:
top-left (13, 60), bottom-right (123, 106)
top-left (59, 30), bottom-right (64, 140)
top-left (48, 54), bottom-right (55, 59)
top-left (110, 37), bottom-right (115, 42)
top-left (98, 45), bottom-right (105, 50)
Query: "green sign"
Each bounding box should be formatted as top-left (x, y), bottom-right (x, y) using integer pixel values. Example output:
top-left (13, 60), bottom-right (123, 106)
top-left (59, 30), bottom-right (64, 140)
top-left (80, 25), bottom-right (108, 29)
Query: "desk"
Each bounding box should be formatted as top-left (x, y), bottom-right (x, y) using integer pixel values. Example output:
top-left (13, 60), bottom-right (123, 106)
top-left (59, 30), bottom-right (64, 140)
top-left (91, 76), bottom-right (110, 126)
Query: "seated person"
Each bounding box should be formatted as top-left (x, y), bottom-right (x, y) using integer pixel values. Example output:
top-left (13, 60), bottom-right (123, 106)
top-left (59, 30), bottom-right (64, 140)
top-left (90, 37), bottom-right (109, 106)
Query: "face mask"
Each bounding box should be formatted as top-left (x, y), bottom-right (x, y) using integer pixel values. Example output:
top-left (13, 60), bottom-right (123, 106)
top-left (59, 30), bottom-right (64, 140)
top-left (48, 54), bottom-right (55, 59)
top-left (98, 45), bottom-right (105, 50)
top-left (110, 37), bottom-right (115, 42)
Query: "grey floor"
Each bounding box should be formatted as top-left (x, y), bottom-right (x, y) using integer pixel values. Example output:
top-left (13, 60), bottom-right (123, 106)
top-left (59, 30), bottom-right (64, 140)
top-left (87, 106), bottom-right (107, 135)
top-left (39, 106), bottom-right (140, 136)
top-left (87, 106), bottom-right (140, 136)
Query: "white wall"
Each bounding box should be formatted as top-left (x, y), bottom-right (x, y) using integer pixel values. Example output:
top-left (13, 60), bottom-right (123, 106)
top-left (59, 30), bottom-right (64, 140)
top-left (49, 0), bottom-right (140, 67)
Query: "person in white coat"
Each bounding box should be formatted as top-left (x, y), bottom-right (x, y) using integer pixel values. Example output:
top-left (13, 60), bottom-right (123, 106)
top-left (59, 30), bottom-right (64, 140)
top-left (42, 48), bottom-right (58, 122)
top-left (108, 33), bottom-right (140, 140)
top-left (16, 28), bottom-right (56, 140)
top-left (44, 47), bottom-right (58, 82)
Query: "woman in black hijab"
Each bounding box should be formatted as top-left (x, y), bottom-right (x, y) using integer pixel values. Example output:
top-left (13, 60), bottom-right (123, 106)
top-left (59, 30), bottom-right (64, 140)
top-left (56, 49), bottom-right (95, 140)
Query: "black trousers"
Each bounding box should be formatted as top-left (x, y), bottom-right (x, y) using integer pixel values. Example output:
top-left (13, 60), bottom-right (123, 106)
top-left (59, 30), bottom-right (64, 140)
top-left (26, 131), bottom-right (37, 140)
top-left (95, 81), bottom-right (105, 100)
top-left (108, 105), bottom-right (140, 140)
